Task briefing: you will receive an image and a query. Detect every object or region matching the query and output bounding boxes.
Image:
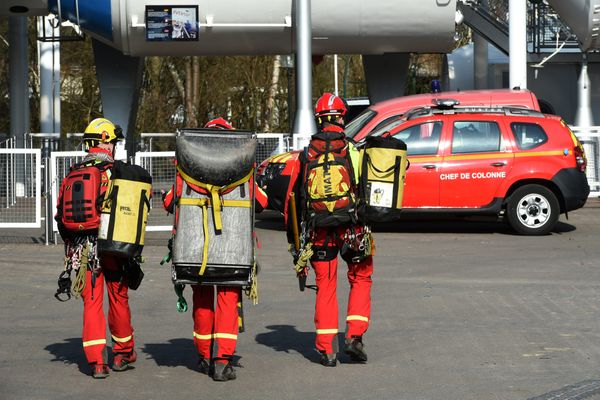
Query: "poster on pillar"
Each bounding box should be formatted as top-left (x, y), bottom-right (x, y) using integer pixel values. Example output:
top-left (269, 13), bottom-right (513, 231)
top-left (146, 6), bottom-right (199, 41)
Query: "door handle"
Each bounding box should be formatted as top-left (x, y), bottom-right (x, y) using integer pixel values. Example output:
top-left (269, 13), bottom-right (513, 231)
top-left (490, 162), bottom-right (506, 167)
top-left (422, 164), bottom-right (437, 169)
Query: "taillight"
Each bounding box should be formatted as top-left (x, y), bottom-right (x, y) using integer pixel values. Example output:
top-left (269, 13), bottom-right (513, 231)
top-left (573, 144), bottom-right (587, 172)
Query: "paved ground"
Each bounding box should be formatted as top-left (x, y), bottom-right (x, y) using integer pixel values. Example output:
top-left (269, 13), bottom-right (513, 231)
top-left (2, 200), bottom-right (600, 400)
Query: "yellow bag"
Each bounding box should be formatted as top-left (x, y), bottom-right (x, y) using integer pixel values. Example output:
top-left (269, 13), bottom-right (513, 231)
top-left (359, 136), bottom-right (408, 222)
top-left (98, 161), bottom-right (152, 258)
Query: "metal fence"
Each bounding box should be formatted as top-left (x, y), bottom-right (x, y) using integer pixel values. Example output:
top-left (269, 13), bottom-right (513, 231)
top-left (49, 151), bottom-right (87, 237)
top-left (5, 127), bottom-right (599, 240)
top-left (25, 132), bottom-right (84, 151)
top-left (0, 149), bottom-right (41, 228)
top-left (134, 151), bottom-right (176, 232)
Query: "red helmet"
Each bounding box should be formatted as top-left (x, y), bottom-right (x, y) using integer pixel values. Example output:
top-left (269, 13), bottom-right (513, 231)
top-left (204, 117), bottom-right (233, 130)
top-left (314, 93), bottom-right (347, 119)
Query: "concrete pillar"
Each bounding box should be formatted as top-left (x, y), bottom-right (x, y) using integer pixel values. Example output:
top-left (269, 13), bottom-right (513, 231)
top-left (37, 16), bottom-right (61, 136)
top-left (474, 34), bottom-right (489, 89)
top-left (292, 0), bottom-right (317, 150)
top-left (9, 16), bottom-right (29, 148)
top-left (92, 39), bottom-right (144, 160)
top-left (509, 0), bottom-right (527, 89)
top-left (363, 54), bottom-right (410, 104)
top-left (575, 55), bottom-right (594, 128)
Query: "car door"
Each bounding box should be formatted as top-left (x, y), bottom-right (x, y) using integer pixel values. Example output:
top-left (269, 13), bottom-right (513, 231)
top-left (439, 116), bottom-right (514, 208)
top-left (390, 119), bottom-right (444, 208)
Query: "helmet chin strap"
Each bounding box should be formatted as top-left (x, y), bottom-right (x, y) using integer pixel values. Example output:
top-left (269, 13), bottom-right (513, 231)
top-left (317, 115), bottom-right (344, 129)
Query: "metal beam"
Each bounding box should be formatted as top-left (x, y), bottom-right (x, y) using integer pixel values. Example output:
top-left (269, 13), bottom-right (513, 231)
top-left (292, 0), bottom-right (316, 149)
top-left (9, 16), bottom-right (29, 147)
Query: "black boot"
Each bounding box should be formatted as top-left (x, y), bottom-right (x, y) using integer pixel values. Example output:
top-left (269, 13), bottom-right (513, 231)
top-left (198, 357), bottom-right (211, 375)
top-left (319, 352), bottom-right (337, 367)
top-left (212, 359), bottom-right (236, 382)
top-left (344, 336), bottom-right (367, 362)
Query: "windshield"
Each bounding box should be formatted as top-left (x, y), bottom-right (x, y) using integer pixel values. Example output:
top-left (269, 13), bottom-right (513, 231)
top-left (345, 109), bottom-right (376, 139)
top-left (368, 115), bottom-right (407, 138)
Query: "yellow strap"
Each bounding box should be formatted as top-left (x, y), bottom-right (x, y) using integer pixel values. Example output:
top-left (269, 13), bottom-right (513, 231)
top-left (179, 198), bottom-right (251, 208)
top-left (179, 198), bottom-right (209, 206)
top-left (177, 165), bottom-right (253, 192)
top-left (200, 201), bottom-right (209, 276)
top-left (178, 198), bottom-right (250, 277)
top-left (176, 197), bottom-right (209, 275)
top-left (177, 166), bottom-right (253, 232)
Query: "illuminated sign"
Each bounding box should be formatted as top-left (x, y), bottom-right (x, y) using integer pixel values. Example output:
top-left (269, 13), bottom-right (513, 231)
top-left (146, 5), bottom-right (199, 41)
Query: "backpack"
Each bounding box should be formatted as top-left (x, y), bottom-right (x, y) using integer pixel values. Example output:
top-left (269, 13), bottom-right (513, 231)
top-left (97, 161), bottom-right (152, 259)
top-left (303, 130), bottom-right (358, 228)
top-left (171, 129), bottom-right (257, 288)
top-left (358, 135), bottom-right (408, 223)
top-left (59, 161), bottom-right (110, 233)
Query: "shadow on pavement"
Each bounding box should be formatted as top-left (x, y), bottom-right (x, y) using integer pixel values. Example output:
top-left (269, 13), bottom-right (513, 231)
top-left (256, 212), bottom-right (576, 235)
top-left (142, 338), bottom-right (197, 371)
top-left (255, 324), bottom-right (322, 363)
top-left (44, 337), bottom-right (90, 375)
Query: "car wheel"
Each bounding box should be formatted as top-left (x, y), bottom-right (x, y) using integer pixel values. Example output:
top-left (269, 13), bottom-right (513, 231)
top-left (506, 185), bottom-right (559, 235)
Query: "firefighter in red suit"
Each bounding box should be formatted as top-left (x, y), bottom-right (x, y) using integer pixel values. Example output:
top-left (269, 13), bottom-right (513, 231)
top-left (162, 118), bottom-right (268, 381)
top-left (55, 118), bottom-right (136, 379)
top-left (286, 94), bottom-right (373, 367)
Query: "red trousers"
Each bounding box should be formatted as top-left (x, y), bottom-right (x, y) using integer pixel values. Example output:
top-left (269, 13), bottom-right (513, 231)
top-left (81, 255), bottom-right (134, 365)
top-left (311, 227), bottom-right (373, 354)
top-left (192, 285), bottom-right (240, 361)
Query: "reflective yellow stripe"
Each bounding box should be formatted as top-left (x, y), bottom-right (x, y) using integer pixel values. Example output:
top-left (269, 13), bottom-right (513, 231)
top-left (346, 315), bottom-right (369, 322)
top-left (83, 338), bottom-right (106, 347)
top-left (193, 332), bottom-right (238, 340)
top-left (111, 334), bottom-right (132, 343)
top-left (316, 328), bottom-right (338, 335)
top-left (408, 156), bottom-right (441, 163)
top-left (514, 150), bottom-right (566, 157)
top-left (213, 333), bottom-right (238, 340)
top-left (444, 153), bottom-right (512, 161)
top-left (193, 332), bottom-right (213, 340)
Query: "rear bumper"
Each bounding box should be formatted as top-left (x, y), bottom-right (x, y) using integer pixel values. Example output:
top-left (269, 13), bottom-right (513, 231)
top-left (552, 168), bottom-right (590, 212)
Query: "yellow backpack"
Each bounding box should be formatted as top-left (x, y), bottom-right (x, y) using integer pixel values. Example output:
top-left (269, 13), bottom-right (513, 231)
top-left (98, 161), bottom-right (152, 258)
top-left (358, 135), bottom-right (408, 222)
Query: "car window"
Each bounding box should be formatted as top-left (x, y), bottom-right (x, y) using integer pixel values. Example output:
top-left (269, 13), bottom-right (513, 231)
top-left (369, 114), bottom-right (405, 137)
top-left (345, 109), bottom-right (376, 139)
top-left (452, 121), bottom-right (501, 154)
top-left (392, 121), bottom-right (442, 155)
top-left (511, 122), bottom-right (548, 150)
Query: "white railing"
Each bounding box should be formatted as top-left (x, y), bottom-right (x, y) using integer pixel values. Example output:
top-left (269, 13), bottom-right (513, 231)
top-left (0, 149), bottom-right (41, 228)
top-left (49, 151), bottom-right (87, 238)
top-left (134, 151), bottom-right (176, 232)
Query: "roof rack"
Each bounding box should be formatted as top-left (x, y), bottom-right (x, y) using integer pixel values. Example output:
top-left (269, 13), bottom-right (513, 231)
top-left (404, 100), bottom-right (545, 121)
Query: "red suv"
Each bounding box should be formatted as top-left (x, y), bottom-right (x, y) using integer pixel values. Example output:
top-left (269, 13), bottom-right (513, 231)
top-left (258, 91), bottom-right (589, 235)
top-left (371, 103), bottom-right (589, 234)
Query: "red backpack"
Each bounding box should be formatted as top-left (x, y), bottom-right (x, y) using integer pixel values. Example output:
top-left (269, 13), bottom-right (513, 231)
top-left (59, 162), bottom-right (110, 232)
top-left (303, 130), bottom-right (357, 228)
